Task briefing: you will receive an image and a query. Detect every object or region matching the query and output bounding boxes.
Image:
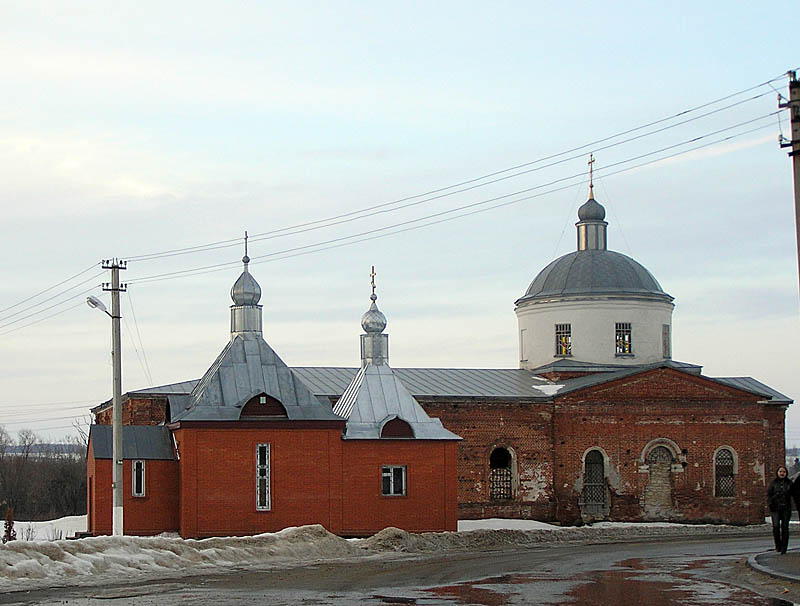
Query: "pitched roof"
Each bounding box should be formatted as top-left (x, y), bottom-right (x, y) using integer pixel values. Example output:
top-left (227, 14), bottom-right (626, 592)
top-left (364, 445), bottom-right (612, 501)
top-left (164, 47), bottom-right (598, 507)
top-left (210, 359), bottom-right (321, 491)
top-left (171, 333), bottom-right (342, 422)
top-left (332, 364), bottom-right (460, 440)
top-left (89, 425), bottom-right (175, 460)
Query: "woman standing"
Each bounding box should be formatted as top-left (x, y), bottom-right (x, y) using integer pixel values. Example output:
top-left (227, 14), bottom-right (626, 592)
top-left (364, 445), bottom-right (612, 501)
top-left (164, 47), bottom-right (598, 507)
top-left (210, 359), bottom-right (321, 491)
top-left (767, 465), bottom-right (793, 554)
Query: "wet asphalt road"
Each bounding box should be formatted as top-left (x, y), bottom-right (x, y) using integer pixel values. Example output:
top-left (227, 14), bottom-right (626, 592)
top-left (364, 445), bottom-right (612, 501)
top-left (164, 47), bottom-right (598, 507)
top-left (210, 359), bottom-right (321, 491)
top-left (3, 535), bottom-right (799, 605)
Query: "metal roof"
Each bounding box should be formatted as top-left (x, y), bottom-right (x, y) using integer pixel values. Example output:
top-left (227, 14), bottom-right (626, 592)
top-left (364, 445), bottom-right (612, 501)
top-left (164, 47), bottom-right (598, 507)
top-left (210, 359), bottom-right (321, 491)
top-left (714, 377), bottom-right (793, 403)
top-left (89, 425), bottom-right (175, 460)
top-left (517, 249), bottom-right (673, 303)
top-left (332, 364), bottom-right (460, 440)
top-left (294, 367), bottom-right (555, 399)
top-left (130, 380), bottom-right (198, 395)
top-left (172, 333), bottom-right (342, 422)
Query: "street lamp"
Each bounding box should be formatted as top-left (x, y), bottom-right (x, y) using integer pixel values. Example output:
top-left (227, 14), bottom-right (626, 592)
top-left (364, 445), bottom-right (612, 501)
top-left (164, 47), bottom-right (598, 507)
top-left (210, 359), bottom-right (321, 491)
top-left (87, 258), bottom-right (126, 536)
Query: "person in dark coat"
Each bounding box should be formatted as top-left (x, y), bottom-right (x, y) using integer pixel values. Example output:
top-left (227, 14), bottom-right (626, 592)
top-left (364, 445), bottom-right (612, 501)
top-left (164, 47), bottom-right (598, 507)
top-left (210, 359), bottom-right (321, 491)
top-left (767, 465), bottom-right (792, 553)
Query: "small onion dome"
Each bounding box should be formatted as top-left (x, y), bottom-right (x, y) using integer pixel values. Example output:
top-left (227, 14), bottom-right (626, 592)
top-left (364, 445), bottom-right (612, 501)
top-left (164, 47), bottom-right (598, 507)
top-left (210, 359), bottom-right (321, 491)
top-left (361, 294), bottom-right (387, 333)
top-left (577, 197), bottom-right (606, 221)
top-left (230, 256), bottom-right (262, 305)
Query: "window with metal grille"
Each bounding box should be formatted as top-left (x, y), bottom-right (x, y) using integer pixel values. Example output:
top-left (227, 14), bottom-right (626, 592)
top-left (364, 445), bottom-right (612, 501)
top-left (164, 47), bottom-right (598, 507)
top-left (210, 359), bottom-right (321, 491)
top-left (132, 460), bottom-right (145, 497)
top-left (582, 450), bottom-right (605, 506)
top-left (382, 465), bottom-right (406, 496)
top-left (662, 324), bottom-right (671, 358)
top-left (647, 446), bottom-right (673, 464)
top-left (715, 448), bottom-right (735, 498)
top-left (615, 322), bottom-right (632, 355)
top-left (256, 444), bottom-right (271, 510)
top-left (555, 324), bottom-right (572, 356)
top-left (490, 448), bottom-right (512, 500)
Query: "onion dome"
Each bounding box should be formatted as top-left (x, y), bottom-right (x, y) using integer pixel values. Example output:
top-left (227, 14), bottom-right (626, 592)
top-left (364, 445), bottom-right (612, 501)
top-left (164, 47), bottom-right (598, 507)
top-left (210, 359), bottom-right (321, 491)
top-left (361, 294), bottom-right (387, 333)
top-left (230, 255), bottom-right (262, 306)
top-left (577, 197), bottom-right (606, 221)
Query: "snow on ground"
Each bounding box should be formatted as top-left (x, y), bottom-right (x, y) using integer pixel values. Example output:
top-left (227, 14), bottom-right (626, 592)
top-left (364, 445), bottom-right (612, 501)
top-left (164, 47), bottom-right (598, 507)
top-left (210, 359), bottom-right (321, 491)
top-left (11, 515), bottom-right (87, 541)
top-left (0, 516), bottom-right (771, 591)
top-left (458, 518), bottom-right (558, 531)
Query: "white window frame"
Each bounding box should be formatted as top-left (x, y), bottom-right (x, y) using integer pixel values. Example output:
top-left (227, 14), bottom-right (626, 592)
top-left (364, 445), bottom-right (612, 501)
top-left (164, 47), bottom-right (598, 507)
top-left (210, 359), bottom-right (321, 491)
top-left (256, 443), bottom-right (271, 511)
top-left (382, 465), bottom-right (406, 496)
top-left (132, 459), bottom-right (146, 497)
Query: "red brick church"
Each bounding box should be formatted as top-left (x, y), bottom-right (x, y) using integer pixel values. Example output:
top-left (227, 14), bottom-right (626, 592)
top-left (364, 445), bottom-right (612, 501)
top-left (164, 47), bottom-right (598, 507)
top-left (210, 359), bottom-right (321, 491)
top-left (88, 190), bottom-right (791, 535)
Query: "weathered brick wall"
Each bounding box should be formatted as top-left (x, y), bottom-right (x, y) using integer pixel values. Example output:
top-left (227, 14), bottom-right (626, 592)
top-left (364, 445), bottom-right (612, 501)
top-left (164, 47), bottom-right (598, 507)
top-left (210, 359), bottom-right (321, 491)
top-left (421, 399), bottom-right (556, 520)
top-left (94, 396), bottom-right (167, 426)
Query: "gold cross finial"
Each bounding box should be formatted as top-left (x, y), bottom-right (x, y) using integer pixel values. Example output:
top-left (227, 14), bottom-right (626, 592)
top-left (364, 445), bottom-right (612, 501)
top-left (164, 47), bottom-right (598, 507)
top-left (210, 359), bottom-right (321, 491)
top-left (370, 265), bottom-right (376, 297)
top-left (588, 154), bottom-right (595, 199)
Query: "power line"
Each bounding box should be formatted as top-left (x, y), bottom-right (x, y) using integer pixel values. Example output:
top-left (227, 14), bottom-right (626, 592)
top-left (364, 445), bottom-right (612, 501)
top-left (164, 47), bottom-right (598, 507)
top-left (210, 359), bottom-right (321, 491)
top-left (0, 299), bottom-right (90, 337)
top-left (0, 286), bottom-right (100, 332)
top-left (125, 78), bottom-right (786, 263)
top-left (127, 112), bottom-right (778, 285)
top-left (0, 272), bottom-right (105, 324)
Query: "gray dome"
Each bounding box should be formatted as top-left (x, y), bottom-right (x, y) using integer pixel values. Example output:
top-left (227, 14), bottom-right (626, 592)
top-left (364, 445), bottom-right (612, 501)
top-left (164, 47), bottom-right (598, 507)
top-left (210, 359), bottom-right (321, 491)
top-left (518, 249), bottom-right (672, 302)
top-left (361, 295), bottom-right (387, 333)
top-left (578, 198), bottom-right (606, 221)
top-left (231, 261), bottom-right (262, 306)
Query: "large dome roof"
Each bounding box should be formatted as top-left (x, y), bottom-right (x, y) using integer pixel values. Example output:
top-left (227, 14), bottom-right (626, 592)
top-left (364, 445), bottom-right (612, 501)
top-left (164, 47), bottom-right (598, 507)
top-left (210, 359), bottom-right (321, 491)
top-left (517, 249), bottom-right (672, 302)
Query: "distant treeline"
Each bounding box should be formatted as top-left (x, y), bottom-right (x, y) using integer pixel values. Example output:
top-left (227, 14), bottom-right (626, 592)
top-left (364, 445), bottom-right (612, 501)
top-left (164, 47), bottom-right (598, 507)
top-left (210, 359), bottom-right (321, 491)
top-left (0, 427), bottom-right (86, 521)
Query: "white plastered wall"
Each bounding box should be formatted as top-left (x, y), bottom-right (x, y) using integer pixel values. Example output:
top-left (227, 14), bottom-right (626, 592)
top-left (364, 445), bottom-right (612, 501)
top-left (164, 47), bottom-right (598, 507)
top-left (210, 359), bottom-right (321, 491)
top-left (516, 296), bottom-right (674, 369)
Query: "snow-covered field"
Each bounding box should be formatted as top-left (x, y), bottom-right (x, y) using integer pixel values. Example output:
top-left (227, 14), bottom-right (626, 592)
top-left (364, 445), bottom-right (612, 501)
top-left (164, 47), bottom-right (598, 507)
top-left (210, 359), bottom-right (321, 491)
top-left (0, 516), bottom-right (771, 591)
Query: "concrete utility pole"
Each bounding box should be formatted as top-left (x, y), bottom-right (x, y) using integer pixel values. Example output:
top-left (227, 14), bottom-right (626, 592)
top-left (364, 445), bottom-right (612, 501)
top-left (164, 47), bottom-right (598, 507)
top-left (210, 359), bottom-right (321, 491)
top-left (102, 259), bottom-right (127, 536)
top-left (779, 71), bottom-right (800, 300)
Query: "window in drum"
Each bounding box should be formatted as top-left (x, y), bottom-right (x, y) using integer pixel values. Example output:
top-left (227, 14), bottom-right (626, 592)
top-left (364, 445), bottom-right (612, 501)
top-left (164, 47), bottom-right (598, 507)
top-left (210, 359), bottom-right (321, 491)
top-left (615, 322), bottom-right (632, 355)
top-left (382, 465), bottom-right (406, 496)
top-left (132, 460), bottom-right (145, 497)
top-left (715, 448), bottom-right (735, 498)
top-left (489, 448), bottom-right (512, 500)
top-left (662, 324), bottom-right (671, 358)
top-left (555, 324), bottom-right (572, 356)
top-left (256, 444), bottom-right (271, 510)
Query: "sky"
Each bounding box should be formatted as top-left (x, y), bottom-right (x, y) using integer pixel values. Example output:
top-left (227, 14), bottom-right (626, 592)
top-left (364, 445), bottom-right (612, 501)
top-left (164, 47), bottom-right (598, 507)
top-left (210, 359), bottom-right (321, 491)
top-left (1, 2), bottom-right (799, 444)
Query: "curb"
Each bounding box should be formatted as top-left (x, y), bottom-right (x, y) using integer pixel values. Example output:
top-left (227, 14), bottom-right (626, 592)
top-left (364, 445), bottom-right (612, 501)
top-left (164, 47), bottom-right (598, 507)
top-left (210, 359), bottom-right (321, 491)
top-left (747, 550), bottom-right (800, 583)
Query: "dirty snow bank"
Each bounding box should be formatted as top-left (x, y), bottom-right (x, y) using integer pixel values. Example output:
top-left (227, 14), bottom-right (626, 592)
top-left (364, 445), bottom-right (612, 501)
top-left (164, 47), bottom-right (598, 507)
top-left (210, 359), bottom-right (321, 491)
top-left (11, 515), bottom-right (87, 541)
top-left (0, 525), bottom-right (360, 588)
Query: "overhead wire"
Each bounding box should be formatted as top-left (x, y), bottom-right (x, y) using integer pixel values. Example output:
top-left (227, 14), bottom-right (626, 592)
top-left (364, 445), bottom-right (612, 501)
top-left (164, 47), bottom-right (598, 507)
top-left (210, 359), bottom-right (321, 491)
top-left (127, 111), bottom-right (779, 285)
top-left (125, 78), bottom-right (786, 263)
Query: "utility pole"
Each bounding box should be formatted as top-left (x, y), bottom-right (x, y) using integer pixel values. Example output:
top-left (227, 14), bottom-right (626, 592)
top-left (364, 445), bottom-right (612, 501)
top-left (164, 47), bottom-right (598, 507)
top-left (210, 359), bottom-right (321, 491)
top-left (779, 71), bottom-right (800, 299)
top-left (102, 259), bottom-right (126, 536)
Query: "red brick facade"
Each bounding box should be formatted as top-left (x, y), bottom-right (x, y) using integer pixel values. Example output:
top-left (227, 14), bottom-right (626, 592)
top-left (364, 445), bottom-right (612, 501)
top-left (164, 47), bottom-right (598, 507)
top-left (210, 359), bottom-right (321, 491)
top-left (423, 368), bottom-right (785, 525)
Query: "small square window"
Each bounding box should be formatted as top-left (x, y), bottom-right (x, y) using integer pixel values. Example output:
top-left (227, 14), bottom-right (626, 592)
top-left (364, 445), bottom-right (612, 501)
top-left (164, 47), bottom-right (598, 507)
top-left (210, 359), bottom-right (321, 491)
top-left (555, 324), bottom-right (571, 356)
top-left (259, 395), bottom-right (267, 404)
top-left (382, 465), bottom-right (406, 496)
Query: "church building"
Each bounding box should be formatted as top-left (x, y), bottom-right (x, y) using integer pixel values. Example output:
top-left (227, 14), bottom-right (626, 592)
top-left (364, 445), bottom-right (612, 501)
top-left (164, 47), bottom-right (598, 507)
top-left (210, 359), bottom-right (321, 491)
top-left (88, 185), bottom-right (791, 533)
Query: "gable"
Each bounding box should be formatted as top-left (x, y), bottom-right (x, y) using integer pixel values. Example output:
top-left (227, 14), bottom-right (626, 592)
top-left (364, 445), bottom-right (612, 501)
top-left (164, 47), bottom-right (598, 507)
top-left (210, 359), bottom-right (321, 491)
top-left (556, 367), bottom-right (763, 403)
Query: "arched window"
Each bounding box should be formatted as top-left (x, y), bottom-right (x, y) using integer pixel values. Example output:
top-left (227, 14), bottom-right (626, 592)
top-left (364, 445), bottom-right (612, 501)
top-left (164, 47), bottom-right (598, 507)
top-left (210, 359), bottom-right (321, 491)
top-left (381, 418), bottom-right (414, 438)
top-left (714, 448), bottom-right (736, 498)
top-left (240, 393), bottom-right (287, 418)
top-left (646, 445), bottom-right (674, 465)
top-left (583, 450), bottom-right (605, 508)
top-left (490, 448), bottom-right (513, 500)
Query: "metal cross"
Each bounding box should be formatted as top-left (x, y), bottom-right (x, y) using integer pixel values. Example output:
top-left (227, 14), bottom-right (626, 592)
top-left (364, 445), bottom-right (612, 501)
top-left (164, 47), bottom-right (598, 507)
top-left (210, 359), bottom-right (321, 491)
top-left (370, 265), bottom-right (376, 296)
top-left (588, 154), bottom-right (595, 197)
top-left (244, 231), bottom-right (249, 257)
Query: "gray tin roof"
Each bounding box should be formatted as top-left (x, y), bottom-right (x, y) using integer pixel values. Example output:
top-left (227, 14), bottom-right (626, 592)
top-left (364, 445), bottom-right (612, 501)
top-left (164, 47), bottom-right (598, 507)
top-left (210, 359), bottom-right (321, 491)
top-left (294, 366), bottom-right (555, 399)
top-left (332, 364), bottom-right (460, 440)
top-left (172, 333), bottom-right (342, 422)
top-left (714, 377), bottom-right (793, 404)
top-left (517, 249), bottom-right (673, 303)
top-left (89, 425), bottom-right (175, 460)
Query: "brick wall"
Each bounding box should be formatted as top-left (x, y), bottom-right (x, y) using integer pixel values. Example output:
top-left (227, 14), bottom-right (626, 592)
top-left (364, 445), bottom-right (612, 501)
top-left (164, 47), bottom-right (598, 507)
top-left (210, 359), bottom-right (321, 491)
top-left (341, 440), bottom-right (458, 535)
top-left (94, 396), bottom-right (167, 426)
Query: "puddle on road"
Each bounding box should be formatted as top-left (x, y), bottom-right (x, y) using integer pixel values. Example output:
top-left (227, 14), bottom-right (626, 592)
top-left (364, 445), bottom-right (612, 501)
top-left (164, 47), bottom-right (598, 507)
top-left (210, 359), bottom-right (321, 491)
top-left (382, 558), bottom-right (800, 606)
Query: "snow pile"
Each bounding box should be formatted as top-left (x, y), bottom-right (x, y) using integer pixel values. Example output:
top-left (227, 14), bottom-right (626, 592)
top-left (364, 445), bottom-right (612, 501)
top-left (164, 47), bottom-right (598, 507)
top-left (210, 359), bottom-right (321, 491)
top-left (458, 518), bottom-right (558, 531)
top-left (0, 524), bottom-right (360, 587)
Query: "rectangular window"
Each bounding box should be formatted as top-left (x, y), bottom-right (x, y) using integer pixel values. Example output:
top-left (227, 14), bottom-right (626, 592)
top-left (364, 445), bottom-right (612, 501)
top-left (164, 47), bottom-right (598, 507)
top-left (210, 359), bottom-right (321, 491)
top-left (132, 460), bottom-right (145, 497)
top-left (662, 324), bottom-right (671, 358)
top-left (519, 328), bottom-right (527, 362)
top-left (554, 324), bottom-right (572, 356)
top-left (256, 444), bottom-right (271, 511)
top-left (615, 322), bottom-right (632, 355)
top-left (382, 465), bottom-right (406, 496)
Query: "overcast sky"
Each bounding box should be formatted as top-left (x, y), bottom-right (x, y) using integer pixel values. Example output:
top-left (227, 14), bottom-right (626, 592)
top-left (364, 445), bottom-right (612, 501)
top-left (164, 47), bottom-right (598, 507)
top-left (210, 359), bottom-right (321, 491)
top-left (1, 1), bottom-right (799, 445)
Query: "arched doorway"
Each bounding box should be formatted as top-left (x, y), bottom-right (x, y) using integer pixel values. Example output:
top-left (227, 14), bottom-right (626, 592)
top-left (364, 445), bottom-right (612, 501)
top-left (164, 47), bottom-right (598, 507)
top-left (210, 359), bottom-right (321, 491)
top-left (643, 445), bottom-right (675, 519)
top-left (582, 449), bottom-right (607, 518)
